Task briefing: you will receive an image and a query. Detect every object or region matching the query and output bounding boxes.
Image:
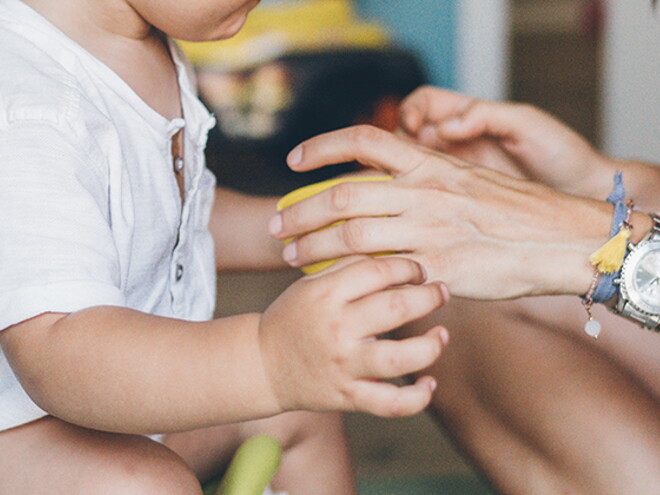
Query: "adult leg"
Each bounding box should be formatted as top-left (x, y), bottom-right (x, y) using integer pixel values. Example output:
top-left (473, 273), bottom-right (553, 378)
top-left (0, 415), bottom-right (202, 495)
top-left (400, 296), bottom-right (660, 495)
top-left (164, 411), bottom-right (356, 495)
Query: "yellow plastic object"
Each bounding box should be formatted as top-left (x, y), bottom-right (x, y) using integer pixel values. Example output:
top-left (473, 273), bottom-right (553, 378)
top-left (217, 434), bottom-right (282, 495)
top-left (277, 175), bottom-right (393, 274)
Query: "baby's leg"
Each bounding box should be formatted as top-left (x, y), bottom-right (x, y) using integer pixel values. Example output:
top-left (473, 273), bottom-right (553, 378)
top-left (399, 296), bottom-right (660, 495)
top-left (0, 416), bottom-right (201, 495)
top-left (164, 411), bottom-right (356, 495)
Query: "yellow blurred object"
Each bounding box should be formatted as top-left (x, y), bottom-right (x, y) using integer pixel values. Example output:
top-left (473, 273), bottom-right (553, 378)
top-left (178, 0), bottom-right (389, 70)
top-left (216, 434), bottom-right (282, 495)
top-left (277, 175), bottom-right (393, 274)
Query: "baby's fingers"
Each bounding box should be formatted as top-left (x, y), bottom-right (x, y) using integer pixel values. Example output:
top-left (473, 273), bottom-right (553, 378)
top-left (351, 281), bottom-right (449, 338)
top-left (321, 257), bottom-right (429, 302)
top-left (357, 326), bottom-right (448, 379)
top-left (349, 376), bottom-right (437, 417)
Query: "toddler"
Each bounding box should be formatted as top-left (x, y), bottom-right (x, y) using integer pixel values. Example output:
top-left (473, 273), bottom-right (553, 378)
top-left (0, 0), bottom-right (448, 493)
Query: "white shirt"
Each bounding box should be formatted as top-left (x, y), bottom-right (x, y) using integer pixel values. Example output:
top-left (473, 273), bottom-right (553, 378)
top-left (0, 0), bottom-right (218, 431)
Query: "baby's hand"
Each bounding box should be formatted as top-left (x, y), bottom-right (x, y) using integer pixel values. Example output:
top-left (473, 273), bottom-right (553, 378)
top-left (258, 256), bottom-right (449, 418)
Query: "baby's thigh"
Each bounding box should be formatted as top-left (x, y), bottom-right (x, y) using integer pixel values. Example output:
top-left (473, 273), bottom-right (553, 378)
top-left (0, 416), bottom-right (201, 495)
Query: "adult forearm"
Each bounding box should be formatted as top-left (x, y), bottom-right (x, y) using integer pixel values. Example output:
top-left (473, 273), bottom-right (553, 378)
top-left (544, 208), bottom-right (654, 297)
top-left (1, 307), bottom-right (280, 434)
top-left (609, 159), bottom-right (660, 211)
top-left (580, 156), bottom-right (660, 209)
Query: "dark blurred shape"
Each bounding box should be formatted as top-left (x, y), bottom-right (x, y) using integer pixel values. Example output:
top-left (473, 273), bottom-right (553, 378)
top-left (204, 47), bottom-right (427, 195)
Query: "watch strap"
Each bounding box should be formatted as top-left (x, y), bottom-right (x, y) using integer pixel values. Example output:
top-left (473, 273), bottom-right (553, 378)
top-left (648, 212), bottom-right (660, 240)
top-left (616, 299), bottom-right (660, 331)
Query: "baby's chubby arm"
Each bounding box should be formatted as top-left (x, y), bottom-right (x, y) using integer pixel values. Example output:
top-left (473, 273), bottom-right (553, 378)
top-left (0, 257), bottom-right (447, 435)
top-left (1, 308), bottom-right (275, 434)
top-left (210, 187), bottom-right (287, 271)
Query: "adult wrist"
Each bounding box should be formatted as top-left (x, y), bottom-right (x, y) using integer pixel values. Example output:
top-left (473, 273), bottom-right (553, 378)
top-left (577, 154), bottom-right (619, 200)
top-left (567, 199), bottom-right (616, 295)
top-left (578, 170), bottom-right (657, 335)
top-left (628, 211), bottom-right (654, 244)
top-left (522, 198), bottom-right (612, 297)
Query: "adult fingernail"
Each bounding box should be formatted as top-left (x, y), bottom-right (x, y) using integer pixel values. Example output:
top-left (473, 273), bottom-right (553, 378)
top-left (287, 145), bottom-right (303, 168)
top-left (417, 263), bottom-right (428, 283)
top-left (428, 378), bottom-right (437, 393)
top-left (439, 283), bottom-right (451, 304)
top-left (439, 328), bottom-right (450, 346)
top-left (282, 242), bottom-right (298, 265)
top-left (268, 214), bottom-right (283, 236)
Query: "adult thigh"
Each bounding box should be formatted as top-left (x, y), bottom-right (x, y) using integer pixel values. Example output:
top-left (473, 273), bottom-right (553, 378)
top-left (399, 296), bottom-right (660, 495)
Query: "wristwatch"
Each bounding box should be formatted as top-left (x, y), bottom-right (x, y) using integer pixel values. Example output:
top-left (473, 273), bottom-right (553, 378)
top-left (613, 212), bottom-right (660, 331)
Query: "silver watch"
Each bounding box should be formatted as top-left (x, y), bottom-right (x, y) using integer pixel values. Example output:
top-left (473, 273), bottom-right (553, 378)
top-left (613, 212), bottom-right (660, 331)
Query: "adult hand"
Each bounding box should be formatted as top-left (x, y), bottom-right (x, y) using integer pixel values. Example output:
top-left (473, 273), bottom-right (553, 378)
top-left (398, 86), bottom-right (615, 199)
top-left (259, 256), bottom-right (448, 417)
top-left (269, 125), bottom-right (615, 300)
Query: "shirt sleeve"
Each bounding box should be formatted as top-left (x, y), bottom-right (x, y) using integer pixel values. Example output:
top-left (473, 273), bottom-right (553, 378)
top-left (0, 120), bottom-right (125, 331)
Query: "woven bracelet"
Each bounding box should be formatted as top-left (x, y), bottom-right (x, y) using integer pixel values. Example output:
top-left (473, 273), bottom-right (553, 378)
top-left (581, 171), bottom-right (634, 338)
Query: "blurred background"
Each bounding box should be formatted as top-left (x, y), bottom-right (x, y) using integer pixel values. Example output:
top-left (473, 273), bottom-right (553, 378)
top-left (180, 1), bottom-right (659, 493)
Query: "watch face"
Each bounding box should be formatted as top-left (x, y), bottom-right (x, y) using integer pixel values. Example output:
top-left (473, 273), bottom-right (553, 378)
top-left (633, 249), bottom-right (660, 307)
top-left (623, 241), bottom-right (660, 314)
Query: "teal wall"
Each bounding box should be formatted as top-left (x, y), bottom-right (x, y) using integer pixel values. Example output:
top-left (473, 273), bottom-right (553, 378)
top-left (354, 0), bottom-right (457, 88)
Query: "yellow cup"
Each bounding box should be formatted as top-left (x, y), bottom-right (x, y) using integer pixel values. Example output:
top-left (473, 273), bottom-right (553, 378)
top-left (277, 175), bottom-right (393, 274)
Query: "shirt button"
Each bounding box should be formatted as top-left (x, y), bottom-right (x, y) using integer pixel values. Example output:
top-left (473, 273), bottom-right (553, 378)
top-left (175, 264), bottom-right (184, 281)
top-left (173, 156), bottom-right (184, 174)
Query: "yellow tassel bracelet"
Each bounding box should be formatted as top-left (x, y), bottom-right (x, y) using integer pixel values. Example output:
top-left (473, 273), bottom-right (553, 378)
top-left (581, 196), bottom-right (634, 339)
top-left (588, 227), bottom-right (632, 274)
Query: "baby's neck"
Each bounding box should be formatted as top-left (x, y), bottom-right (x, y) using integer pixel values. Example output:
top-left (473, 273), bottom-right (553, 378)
top-left (23, 0), bottom-right (182, 121)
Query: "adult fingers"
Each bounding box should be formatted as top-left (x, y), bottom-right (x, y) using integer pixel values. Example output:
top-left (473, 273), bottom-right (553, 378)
top-left (349, 282), bottom-right (448, 339)
top-left (435, 100), bottom-right (548, 144)
top-left (286, 125), bottom-right (442, 178)
top-left (348, 375), bottom-right (437, 417)
top-left (399, 86), bottom-right (475, 135)
top-left (354, 326), bottom-right (449, 379)
top-left (399, 87), bottom-right (555, 153)
top-left (270, 180), bottom-right (407, 240)
top-left (283, 216), bottom-right (422, 269)
top-left (316, 257), bottom-right (428, 303)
